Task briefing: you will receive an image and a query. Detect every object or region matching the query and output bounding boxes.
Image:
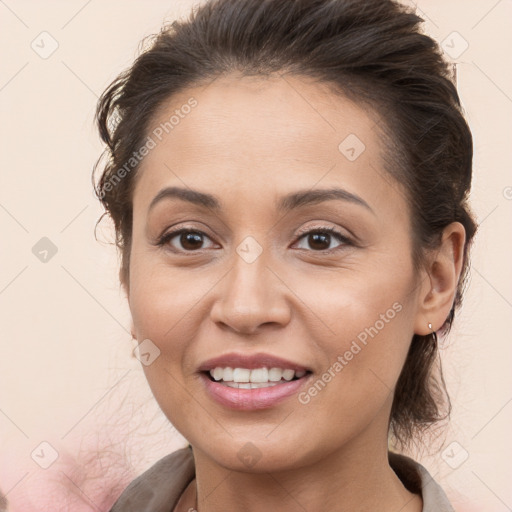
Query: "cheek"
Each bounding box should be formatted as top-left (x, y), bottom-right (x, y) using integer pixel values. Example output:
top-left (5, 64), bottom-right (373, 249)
top-left (292, 252), bottom-right (415, 346)
top-left (292, 259), bottom-right (416, 408)
top-left (127, 258), bottom-right (217, 422)
top-left (296, 297), bottom-right (414, 442)
top-left (128, 257), bottom-right (210, 346)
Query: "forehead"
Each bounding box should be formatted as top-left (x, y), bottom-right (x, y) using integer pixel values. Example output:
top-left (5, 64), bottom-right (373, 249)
top-left (133, 73), bottom-right (400, 216)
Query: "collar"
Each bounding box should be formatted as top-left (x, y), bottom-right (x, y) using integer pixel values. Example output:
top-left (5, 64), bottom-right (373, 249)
top-left (110, 446), bottom-right (455, 511)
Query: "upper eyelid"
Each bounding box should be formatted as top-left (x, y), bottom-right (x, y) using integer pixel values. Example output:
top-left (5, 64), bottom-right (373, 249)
top-left (295, 224), bottom-right (349, 239)
top-left (162, 224), bottom-right (347, 239)
top-left (160, 225), bottom-right (351, 250)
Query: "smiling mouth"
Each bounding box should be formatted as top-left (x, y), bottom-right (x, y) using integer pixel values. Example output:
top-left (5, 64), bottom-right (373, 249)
top-left (203, 367), bottom-right (312, 389)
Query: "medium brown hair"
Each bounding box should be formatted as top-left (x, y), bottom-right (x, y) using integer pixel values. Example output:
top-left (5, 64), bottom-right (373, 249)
top-left (93, 0), bottom-right (477, 448)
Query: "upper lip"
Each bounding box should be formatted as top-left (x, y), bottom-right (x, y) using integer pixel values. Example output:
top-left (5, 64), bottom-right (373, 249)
top-left (198, 352), bottom-right (311, 372)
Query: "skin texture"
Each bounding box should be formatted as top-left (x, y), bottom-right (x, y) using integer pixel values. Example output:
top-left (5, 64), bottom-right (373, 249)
top-left (126, 73), bottom-right (465, 512)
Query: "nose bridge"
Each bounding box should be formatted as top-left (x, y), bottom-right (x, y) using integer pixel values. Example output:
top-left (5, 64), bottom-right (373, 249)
top-left (231, 244), bottom-right (271, 304)
top-left (210, 235), bottom-right (290, 333)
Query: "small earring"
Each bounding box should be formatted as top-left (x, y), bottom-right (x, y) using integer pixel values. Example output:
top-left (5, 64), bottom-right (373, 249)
top-left (428, 322), bottom-right (437, 345)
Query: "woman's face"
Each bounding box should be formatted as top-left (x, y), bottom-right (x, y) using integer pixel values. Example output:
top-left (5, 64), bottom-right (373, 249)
top-left (127, 74), bottom-right (430, 471)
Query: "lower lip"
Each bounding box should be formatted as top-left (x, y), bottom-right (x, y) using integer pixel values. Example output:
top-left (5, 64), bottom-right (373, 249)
top-left (200, 373), bottom-right (310, 410)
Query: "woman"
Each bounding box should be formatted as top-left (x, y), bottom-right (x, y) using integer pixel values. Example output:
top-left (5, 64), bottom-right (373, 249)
top-left (93, 0), bottom-right (477, 510)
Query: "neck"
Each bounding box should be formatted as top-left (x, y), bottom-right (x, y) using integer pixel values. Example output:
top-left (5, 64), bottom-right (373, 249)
top-left (185, 428), bottom-right (422, 512)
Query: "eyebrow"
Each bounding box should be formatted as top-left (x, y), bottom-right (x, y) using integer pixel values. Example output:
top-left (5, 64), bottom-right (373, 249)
top-left (148, 186), bottom-right (374, 215)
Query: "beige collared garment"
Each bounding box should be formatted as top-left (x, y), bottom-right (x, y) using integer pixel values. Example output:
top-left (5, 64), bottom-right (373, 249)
top-left (109, 446), bottom-right (455, 511)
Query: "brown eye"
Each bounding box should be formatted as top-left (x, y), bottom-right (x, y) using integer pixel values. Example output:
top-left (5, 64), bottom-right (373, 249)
top-left (158, 229), bottom-right (215, 252)
top-left (179, 231), bottom-right (205, 250)
top-left (295, 227), bottom-right (351, 252)
top-left (307, 232), bottom-right (331, 251)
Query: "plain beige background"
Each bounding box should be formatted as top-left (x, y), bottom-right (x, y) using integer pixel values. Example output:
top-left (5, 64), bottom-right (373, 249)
top-left (0, 0), bottom-right (511, 510)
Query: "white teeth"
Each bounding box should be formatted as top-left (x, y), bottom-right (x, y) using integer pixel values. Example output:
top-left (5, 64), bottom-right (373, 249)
top-left (282, 369), bottom-right (295, 381)
top-left (208, 366), bottom-right (307, 384)
top-left (232, 368), bottom-right (250, 382)
top-left (212, 367), bottom-right (224, 381)
top-left (250, 368), bottom-right (268, 383)
top-left (268, 367), bottom-right (283, 381)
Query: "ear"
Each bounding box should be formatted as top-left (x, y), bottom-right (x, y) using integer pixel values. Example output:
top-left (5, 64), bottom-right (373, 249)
top-left (414, 222), bottom-right (466, 335)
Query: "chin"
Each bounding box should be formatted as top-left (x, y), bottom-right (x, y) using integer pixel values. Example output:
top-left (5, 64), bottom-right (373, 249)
top-left (192, 431), bottom-right (326, 475)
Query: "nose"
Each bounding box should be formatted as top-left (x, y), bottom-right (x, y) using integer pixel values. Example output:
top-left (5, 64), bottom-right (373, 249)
top-left (209, 248), bottom-right (292, 335)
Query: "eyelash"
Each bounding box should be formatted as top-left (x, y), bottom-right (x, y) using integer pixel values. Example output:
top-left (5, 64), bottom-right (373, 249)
top-left (156, 225), bottom-right (352, 254)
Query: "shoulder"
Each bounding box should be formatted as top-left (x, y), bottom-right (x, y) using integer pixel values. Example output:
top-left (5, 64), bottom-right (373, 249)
top-left (110, 446), bottom-right (195, 512)
top-left (389, 451), bottom-right (455, 512)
